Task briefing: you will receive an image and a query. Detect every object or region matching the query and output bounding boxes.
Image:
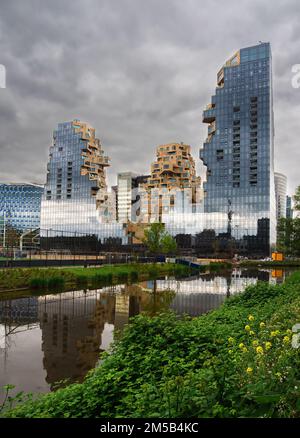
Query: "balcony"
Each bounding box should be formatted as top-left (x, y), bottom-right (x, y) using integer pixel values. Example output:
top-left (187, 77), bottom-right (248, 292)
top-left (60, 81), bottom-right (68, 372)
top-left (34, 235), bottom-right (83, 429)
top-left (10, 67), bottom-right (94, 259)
top-left (208, 121), bottom-right (216, 135)
top-left (203, 106), bottom-right (216, 123)
top-left (217, 68), bottom-right (224, 87)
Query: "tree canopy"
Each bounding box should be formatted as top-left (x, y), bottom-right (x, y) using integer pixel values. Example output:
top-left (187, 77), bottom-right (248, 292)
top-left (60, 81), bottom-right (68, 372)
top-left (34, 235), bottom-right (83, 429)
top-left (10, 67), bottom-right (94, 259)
top-left (143, 223), bottom-right (177, 256)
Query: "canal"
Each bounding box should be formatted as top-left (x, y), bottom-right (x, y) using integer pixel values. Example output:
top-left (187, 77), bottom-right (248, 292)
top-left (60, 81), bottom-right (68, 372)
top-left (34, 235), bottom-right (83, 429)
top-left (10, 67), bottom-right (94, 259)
top-left (0, 268), bottom-right (293, 402)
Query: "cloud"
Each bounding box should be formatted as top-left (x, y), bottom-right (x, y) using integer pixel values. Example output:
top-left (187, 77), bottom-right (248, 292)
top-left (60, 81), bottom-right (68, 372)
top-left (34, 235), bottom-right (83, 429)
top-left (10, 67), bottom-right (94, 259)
top-left (0, 0), bottom-right (299, 195)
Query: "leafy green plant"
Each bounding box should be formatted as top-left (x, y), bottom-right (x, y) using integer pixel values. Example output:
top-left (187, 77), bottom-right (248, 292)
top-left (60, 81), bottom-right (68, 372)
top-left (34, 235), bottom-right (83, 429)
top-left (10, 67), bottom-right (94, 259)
top-left (47, 276), bottom-right (65, 290)
top-left (29, 277), bottom-right (48, 289)
top-left (129, 270), bottom-right (139, 283)
top-left (75, 275), bottom-right (88, 287)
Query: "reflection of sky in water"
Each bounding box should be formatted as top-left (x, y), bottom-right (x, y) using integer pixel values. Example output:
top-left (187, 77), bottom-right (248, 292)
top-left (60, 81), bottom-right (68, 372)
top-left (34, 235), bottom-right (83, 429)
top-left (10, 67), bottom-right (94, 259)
top-left (0, 269), bottom-right (287, 402)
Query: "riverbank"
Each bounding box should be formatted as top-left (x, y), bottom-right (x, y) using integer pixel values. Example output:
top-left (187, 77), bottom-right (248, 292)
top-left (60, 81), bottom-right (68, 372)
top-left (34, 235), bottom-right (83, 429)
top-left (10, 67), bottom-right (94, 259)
top-left (3, 270), bottom-right (300, 418)
top-left (239, 259), bottom-right (300, 268)
top-left (0, 261), bottom-right (234, 295)
top-left (0, 263), bottom-right (196, 293)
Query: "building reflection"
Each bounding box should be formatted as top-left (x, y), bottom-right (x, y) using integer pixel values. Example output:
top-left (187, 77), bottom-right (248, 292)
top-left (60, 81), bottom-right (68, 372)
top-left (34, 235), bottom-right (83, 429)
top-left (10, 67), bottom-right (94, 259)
top-left (0, 268), bottom-right (291, 394)
top-left (38, 290), bottom-right (115, 388)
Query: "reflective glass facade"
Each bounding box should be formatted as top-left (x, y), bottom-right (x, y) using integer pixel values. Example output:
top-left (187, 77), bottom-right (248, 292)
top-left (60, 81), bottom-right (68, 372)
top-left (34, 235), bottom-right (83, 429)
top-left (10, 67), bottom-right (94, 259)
top-left (274, 172), bottom-right (287, 221)
top-left (0, 183), bottom-right (43, 231)
top-left (40, 120), bottom-right (125, 243)
top-left (200, 43), bottom-right (276, 255)
top-left (117, 172), bottom-right (149, 223)
top-left (286, 195), bottom-right (293, 219)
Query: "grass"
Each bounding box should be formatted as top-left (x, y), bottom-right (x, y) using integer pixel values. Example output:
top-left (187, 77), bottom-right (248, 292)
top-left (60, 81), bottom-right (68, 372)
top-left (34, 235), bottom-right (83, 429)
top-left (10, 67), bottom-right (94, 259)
top-left (209, 261), bottom-right (233, 271)
top-left (3, 271), bottom-right (300, 418)
top-left (240, 260), bottom-right (300, 268)
top-left (0, 263), bottom-right (195, 292)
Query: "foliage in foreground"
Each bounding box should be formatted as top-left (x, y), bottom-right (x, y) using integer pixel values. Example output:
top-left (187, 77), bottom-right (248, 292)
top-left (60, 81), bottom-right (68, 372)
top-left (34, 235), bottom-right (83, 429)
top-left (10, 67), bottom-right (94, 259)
top-left (3, 272), bottom-right (300, 418)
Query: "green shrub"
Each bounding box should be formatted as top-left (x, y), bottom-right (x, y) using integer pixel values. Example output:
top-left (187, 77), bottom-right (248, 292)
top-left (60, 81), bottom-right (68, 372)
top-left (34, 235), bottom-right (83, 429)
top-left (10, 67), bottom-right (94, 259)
top-left (47, 276), bottom-right (65, 290)
top-left (29, 277), bottom-right (48, 290)
top-left (75, 275), bottom-right (88, 287)
top-left (91, 272), bottom-right (114, 286)
top-left (117, 271), bottom-right (128, 283)
top-left (129, 270), bottom-right (139, 283)
top-left (148, 267), bottom-right (158, 279)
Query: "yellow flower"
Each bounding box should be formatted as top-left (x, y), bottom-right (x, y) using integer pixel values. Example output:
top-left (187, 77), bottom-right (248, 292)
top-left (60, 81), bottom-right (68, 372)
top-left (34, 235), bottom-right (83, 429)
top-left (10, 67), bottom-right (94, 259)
top-left (265, 342), bottom-right (272, 350)
top-left (246, 367), bottom-right (253, 374)
top-left (239, 343), bottom-right (245, 349)
top-left (260, 322), bottom-right (266, 329)
top-left (228, 337), bottom-right (235, 344)
top-left (248, 315), bottom-right (255, 321)
top-left (286, 329), bottom-right (292, 335)
top-left (252, 340), bottom-right (259, 347)
top-left (271, 330), bottom-right (280, 337)
top-left (283, 336), bottom-right (290, 344)
top-left (242, 347), bottom-right (248, 353)
top-left (256, 346), bottom-right (264, 355)
top-left (228, 349), bottom-right (233, 354)
top-left (250, 331), bottom-right (255, 336)
top-left (245, 325), bottom-right (251, 332)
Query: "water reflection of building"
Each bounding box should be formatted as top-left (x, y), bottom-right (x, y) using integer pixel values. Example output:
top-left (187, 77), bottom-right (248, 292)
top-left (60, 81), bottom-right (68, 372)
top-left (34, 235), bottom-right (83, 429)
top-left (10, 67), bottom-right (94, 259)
top-left (111, 284), bottom-right (150, 329)
top-left (152, 270), bottom-right (271, 316)
top-left (156, 273), bottom-right (258, 295)
top-left (170, 293), bottom-right (226, 316)
top-left (0, 297), bottom-right (39, 325)
top-left (38, 290), bottom-right (115, 388)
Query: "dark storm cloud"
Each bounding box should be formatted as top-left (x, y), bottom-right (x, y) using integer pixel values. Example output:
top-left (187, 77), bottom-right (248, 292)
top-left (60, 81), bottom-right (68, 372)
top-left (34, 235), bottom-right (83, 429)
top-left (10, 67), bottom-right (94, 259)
top-left (0, 0), bottom-right (299, 194)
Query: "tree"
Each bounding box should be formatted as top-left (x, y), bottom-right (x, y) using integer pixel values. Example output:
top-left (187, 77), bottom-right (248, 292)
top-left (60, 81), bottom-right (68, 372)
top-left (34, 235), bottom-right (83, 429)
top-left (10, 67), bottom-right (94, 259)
top-left (277, 217), bottom-right (294, 255)
top-left (294, 185), bottom-right (300, 212)
top-left (277, 217), bottom-right (300, 257)
top-left (161, 233), bottom-right (177, 256)
top-left (143, 223), bottom-right (177, 257)
top-left (4, 224), bottom-right (21, 248)
top-left (277, 185), bottom-right (300, 257)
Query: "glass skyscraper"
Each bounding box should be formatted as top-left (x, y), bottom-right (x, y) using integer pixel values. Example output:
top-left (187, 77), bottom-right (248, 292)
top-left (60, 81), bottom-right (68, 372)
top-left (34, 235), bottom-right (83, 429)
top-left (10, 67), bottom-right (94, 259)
top-left (200, 42), bottom-right (276, 255)
top-left (286, 195), bottom-right (293, 219)
top-left (274, 172), bottom-right (287, 221)
top-left (0, 183), bottom-right (43, 232)
top-left (40, 120), bottom-right (125, 244)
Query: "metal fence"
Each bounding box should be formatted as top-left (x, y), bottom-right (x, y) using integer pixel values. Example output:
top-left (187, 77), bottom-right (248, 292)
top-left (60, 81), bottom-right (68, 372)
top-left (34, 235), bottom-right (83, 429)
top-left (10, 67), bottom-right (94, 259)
top-left (0, 225), bottom-right (168, 268)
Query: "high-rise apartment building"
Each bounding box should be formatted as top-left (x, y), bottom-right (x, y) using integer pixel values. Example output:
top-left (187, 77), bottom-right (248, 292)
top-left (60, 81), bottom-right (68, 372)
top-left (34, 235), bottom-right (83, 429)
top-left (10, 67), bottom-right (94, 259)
top-left (0, 183), bottom-right (43, 232)
top-left (286, 195), bottom-right (293, 219)
top-left (141, 143), bottom-right (202, 224)
top-left (200, 42), bottom-right (276, 255)
top-left (40, 120), bottom-right (123, 243)
top-left (274, 172), bottom-right (287, 221)
top-left (144, 143), bottom-right (200, 191)
top-left (117, 172), bottom-right (149, 223)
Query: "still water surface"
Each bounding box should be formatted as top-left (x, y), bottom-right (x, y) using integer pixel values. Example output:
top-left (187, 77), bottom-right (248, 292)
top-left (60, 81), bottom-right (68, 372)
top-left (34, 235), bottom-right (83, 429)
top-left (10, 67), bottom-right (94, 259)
top-left (0, 268), bottom-right (292, 401)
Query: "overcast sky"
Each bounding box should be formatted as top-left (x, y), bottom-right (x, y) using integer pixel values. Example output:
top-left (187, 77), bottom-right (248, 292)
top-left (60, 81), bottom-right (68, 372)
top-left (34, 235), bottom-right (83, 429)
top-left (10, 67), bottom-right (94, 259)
top-left (0, 0), bottom-right (299, 195)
